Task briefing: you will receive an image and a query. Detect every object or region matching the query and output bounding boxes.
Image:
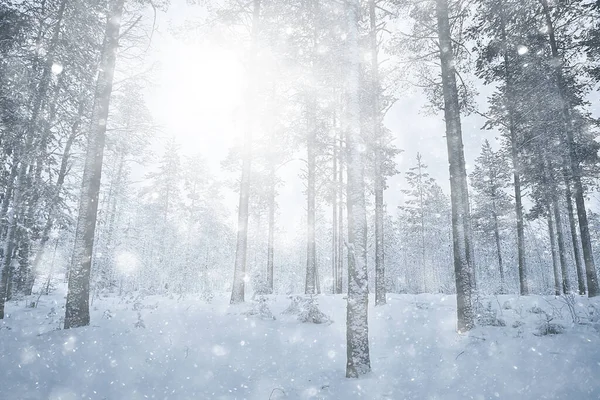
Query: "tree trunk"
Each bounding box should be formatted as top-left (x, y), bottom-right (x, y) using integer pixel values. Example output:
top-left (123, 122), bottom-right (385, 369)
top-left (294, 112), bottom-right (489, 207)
top-left (230, 0), bottom-right (261, 304)
top-left (26, 109), bottom-right (81, 296)
top-left (64, 0), bottom-right (124, 329)
top-left (491, 206), bottom-right (504, 292)
top-left (436, 0), bottom-right (474, 332)
top-left (337, 136), bottom-right (344, 294)
top-left (564, 181), bottom-right (586, 294)
top-left (332, 128), bottom-right (338, 294)
top-left (266, 159), bottom-right (275, 294)
top-left (547, 209), bottom-right (562, 296)
top-left (540, 0), bottom-right (599, 297)
top-left (552, 198), bottom-right (570, 294)
top-left (305, 94), bottom-right (317, 295)
top-left (0, 0), bottom-right (68, 318)
top-left (345, 0), bottom-right (371, 378)
top-left (499, 10), bottom-right (528, 295)
top-left (370, 0), bottom-right (385, 306)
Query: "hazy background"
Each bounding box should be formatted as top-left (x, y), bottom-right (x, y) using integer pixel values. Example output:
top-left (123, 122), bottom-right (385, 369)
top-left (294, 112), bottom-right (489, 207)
top-left (139, 0), bottom-right (600, 234)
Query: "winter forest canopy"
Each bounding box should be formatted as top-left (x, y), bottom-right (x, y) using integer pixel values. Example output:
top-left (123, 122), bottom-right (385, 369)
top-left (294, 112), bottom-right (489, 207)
top-left (1, 0), bottom-right (600, 397)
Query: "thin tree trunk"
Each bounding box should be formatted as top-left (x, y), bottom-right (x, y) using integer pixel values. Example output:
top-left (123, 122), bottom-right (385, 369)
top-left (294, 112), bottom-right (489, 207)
top-left (0, 0), bottom-right (68, 318)
top-left (64, 0), bottom-right (124, 329)
top-left (337, 137), bottom-right (344, 294)
top-left (369, 0), bottom-right (385, 306)
top-left (552, 198), bottom-right (570, 294)
top-left (543, 152), bottom-right (570, 294)
top-left (540, 0), bottom-right (599, 297)
top-left (345, 0), bottom-right (371, 378)
top-left (19, 80), bottom-right (62, 295)
top-left (436, 0), bottom-right (474, 332)
top-left (332, 128), bottom-right (338, 294)
top-left (305, 94), bottom-right (317, 295)
top-left (266, 160), bottom-right (275, 294)
top-left (491, 206), bottom-right (504, 292)
top-left (230, 0), bottom-right (261, 304)
top-left (547, 209), bottom-right (562, 296)
top-left (499, 10), bottom-right (528, 295)
top-left (565, 181), bottom-right (586, 294)
top-left (26, 108), bottom-right (82, 296)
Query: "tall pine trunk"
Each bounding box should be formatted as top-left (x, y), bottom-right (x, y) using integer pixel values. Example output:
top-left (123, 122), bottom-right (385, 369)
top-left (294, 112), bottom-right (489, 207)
top-left (547, 209), bottom-right (562, 296)
top-left (27, 105), bottom-right (82, 296)
top-left (0, 0), bottom-right (67, 318)
top-left (332, 127), bottom-right (338, 294)
top-left (369, 0), bottom-right (385, 306)
top-left (64, 0), bottom-right (124, 329)
top-left (345, 0), bottom-right (371, 378)
top-left (337, 135), bottom-right (345, 294)
top-left (305, 94), bottom-right (317, 295)
top-left (542, 152), bottom-right (570, 294)
top-left (491, 205), bottom-right (505, 292)
top-left (564, 181), bottom-right (586, 294)
top-left (436, 0), bottom-right (474, 332)
top-left (230, 0), bottom-right (261, 304)
top-left (540, 0), bottom-right (599, 297)
top-left (499, 10), bottom-right (528, 295)
top-left (266, 159), bottom-right (275, 294)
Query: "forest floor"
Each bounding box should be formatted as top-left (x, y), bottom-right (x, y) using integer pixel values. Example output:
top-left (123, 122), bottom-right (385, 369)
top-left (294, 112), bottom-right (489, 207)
top-left (1, 286), bottom-right (600, 400)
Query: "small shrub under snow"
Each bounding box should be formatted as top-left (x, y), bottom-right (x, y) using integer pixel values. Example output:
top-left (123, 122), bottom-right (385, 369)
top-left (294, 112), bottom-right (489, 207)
top-left (528, 305), bottom-right (545, 315)
top-left (476, 302), bottom-right (506, 327)
top-left (297, 297), bottom-right (332, 324)
top-left (245, 297), bottom-right (276, 320)
top-left (281, 295), bottom-right (308, 316)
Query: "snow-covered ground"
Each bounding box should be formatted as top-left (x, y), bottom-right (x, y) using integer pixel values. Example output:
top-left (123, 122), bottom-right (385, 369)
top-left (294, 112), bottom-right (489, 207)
top-left (1, 287), bottom-right (600, 400)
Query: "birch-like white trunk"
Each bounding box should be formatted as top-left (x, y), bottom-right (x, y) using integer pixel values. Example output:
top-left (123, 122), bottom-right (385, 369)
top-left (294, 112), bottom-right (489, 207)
top-left (230, 0), bottom-right (261, 304)
top-left (345, 0), bottom-right (371, 378)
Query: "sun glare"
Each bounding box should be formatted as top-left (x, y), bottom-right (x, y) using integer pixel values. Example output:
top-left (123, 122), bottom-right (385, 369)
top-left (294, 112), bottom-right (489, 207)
top-left (150, 38), bottom-right (245, 154)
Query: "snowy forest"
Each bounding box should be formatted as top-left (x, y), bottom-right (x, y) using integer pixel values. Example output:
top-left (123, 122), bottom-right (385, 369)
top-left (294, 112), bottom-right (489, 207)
top-left (1, 0), bottom-right (600, 398)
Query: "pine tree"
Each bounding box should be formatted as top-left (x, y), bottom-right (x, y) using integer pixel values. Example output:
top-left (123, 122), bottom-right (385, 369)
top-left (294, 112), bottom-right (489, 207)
top-left (65, 0), bottom-right (126, 328)
top-left (435, 0), bottom-right (475, 331)
top-left (470, 141), bottom-right (512, 293)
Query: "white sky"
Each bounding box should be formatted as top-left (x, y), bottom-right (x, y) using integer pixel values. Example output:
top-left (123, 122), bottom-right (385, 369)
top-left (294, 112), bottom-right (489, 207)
top-left (142, 0), bottom-right (600, 232)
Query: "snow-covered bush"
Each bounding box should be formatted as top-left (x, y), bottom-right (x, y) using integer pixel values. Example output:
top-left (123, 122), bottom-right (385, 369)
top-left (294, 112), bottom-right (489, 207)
top-left (251, 279), bottom-right (272, 299)
top-left (476, 301), bottom-right (505, 327)
top-left (535, 318), bottom-right (565, 336)
top-left (200, 290), bottom-right (214, 304)
top-left (281, 295), bottom-right (308, 315)
top-left (297, 297), bottom-right (331, 324)
top-left (245, 296), bottom-right (276, 320)
top-left (528, 305), bottom-right (545, 315)
top-left (135, 312), bottom-right (146, 328)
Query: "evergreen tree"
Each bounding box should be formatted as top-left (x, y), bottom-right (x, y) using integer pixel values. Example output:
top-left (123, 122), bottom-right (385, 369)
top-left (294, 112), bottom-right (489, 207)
top-left (470, 140), bottom-right (513, 293)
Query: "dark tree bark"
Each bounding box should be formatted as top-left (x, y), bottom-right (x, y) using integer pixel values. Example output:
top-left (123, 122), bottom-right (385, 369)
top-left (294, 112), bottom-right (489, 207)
top-left (64, 0), bottom-right (125, 329)
top-left (436, 0), bottom-right (475, 332)
top-left (370, 0), bottom-right (385, 306)
top-left (564, 181), bottom-right (586, 294)
top-left (498, 10), bottom-right (529, 295)
top-left (332, 127), bottom-right (338, 294)
top-left (337, 136), bottom-right (345, 294)
top-left (547, 209), bottom-right (562, 296)
top-left (0, 0), bottom-right (68, 318)
top-left (491, 206), bottom-right (505, 292)
top-left (540, 0), bottom-right (599, 297)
